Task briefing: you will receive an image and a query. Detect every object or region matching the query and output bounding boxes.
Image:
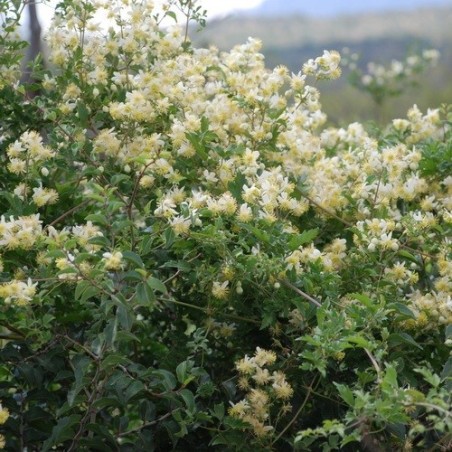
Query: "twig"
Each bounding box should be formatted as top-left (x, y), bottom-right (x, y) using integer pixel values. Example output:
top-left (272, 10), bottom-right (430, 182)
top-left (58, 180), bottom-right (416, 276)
top-left (158, 297), bottom-right (260, 325)
top-left (117, 411), bottom-right (174, 437)
top-left (280, 279), bottom-right (322, 308)
top-left (364, 348), bottom-right (381, 377)
top-left (272, 375), bottom-right (319, 445)
top-left (302, 194), bottom-right (352, 227)
top-left (47, 199), bottom-right (91, 227)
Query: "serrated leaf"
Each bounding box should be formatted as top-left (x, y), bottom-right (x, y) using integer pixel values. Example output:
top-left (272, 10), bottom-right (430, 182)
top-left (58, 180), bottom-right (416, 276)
top-left (334, 383), bottom-right (354, 407)
top-left (414, 367), bottom-right (441, 387)
top-left (383, 366), bottom-right (398, 389)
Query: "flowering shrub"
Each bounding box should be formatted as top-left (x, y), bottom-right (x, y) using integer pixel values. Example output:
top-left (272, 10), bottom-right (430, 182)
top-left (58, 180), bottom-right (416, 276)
top-left (0, 0), bottom-right (451, 450)
top-left (342, 47), bottom-right (440, 107)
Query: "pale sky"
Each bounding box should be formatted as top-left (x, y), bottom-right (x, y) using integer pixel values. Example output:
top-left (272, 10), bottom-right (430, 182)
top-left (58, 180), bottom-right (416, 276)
top-left (34, 0), bottom-right (265, 30)
top-left (199, 0), bottom-right (264, 18)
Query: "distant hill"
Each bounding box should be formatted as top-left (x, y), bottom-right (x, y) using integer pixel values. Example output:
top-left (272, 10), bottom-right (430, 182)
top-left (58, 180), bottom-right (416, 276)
top-left (251, 0), bottom-right (452, 17)
top-left (194, 7), bottom-right (452, 52)
top-left (191, 5), bottom-right (452, 124)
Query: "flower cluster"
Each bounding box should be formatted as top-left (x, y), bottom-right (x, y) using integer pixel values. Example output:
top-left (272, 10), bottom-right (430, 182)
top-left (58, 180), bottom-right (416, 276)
top-left (303, 50), bottom-right (341, 80)
top-left (0, 0), bottom-right (450, 449)
top-left (0, 278), bottom-right (37, 306)
top-left (0, 214), bottom-right (42, 250)
top-left (0, 401), bottom-right (9, 449)
top-left (343, 48), bottom-right (440, 105)
top-left (229, 347), bottom-right (293, 438)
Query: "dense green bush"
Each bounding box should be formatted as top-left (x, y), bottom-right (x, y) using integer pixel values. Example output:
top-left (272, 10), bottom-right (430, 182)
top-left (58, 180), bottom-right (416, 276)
top-left (0, 1), bottom-right (450, 450)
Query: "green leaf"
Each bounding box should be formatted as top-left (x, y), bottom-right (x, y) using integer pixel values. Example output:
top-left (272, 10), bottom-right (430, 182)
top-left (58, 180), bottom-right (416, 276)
top-left (116, 303), bottom-right (133, 330)
top-left (387, 303), bottom-right (416, 320)
top-left (152, 369), bottom-right (177, 391)
top-left (179, 388), bottom-right (196, 413)
top-left (88, 235), bottom-right (110, 247)
top-left (85, 213), bottom-right (109, 226)
top-left (146, 276), bottom-right (167, 294)
top-left (334, 383), bottom-right (354, 407)
top-left (212, 403), bottom-right (225, 421)
top-left (446, 324), bottom-right (452, 340)
top-left (140, 235), bottom-right (155, 255)
top-left (383, 366), bottom-right (398, 389)
top-left (75, 281), bottom-right (100, 303)
top-left (349, 293), bottom-right (377, 312)
top-left (223, 416), bottom-right (250, 429)
top-left (77, 101), bottom-right (89, 125)
top-left (125, 380), bottom-right (145, 402)
top-left (397, 250), bottom-right (419, 265)
top-left (414, 367), bottom-right (441, 388)
top-left (346, 335), bottom-right (373, 349)
top-left (388, 333), bottom-right (422, 350)
top-left (176, 360), bottom-right (189, 384)
top-left (42, 415), bottom-right (82, 452)
top-left (228, 172), bottom-right (246, 202)
top-left (441, 356), bottom-right (452, 383)
top-left (135, 281), bottom-right (156, 306)
top-left (122, 251), bottom-right (144, 269)
top-left (160, 260), bottom-right (191, 271)
top-left (75, 280), bottom-right (90, 301)
top-left (288, 228), bottom-right (319, 251)
top-left (100, 354), bottom-right (131, 371)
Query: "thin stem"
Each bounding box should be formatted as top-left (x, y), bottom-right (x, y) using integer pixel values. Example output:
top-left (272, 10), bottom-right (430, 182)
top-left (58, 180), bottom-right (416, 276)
top-left (272, 375), bottom-right (319, 445)
top-left (159, 297), bottom-right (260, 325)
top-left (303, 193), bottom-right (352, 227)
top-left (47, 199), bottom-right (91, 227)
top-left (117, 411), bottom-right (174, 437)
top-left (280, 279), bottom-right (322, 308)
top-left (364, 348), bottom-right (381, 378)
top-left (412, 402), bottom-right (452, 417)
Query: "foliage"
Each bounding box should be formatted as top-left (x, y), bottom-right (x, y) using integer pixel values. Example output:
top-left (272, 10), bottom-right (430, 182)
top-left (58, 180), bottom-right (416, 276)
top-left (0, 1), bottom-right (451, 450)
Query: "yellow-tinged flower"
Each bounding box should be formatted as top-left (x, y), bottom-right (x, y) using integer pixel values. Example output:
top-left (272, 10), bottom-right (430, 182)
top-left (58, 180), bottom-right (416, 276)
top-left (228, 399), bottom-right (249, 418)
top-left (212, 281), bottom-right (229, 300)
top-left (252, 367), bottom-right (271, 385)
top-left (0, 404), bottom-right (9, 424)
top-left (254, 347), bottom-right (277, 367)
top-left (102, 251), bottom-right (124, 271)
top-left (248, 388), bottom-right (269, 411)
top-left (235, 355), bottom-right (256, 375)
top-left (170, 216), bottom-right (191, 236)
top-left (32, 187), bottom-right (59, 207)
